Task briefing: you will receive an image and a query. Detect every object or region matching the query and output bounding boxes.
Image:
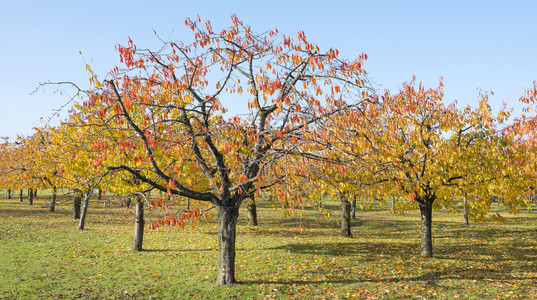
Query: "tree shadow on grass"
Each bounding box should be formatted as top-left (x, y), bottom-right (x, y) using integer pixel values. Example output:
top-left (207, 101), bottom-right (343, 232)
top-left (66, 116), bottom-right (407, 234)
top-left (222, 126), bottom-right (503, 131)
top-left (239, 270), bottom-right (537, 286)
top-left (140, 248), bottom-right (176, 252)
top-left (241, 217), bottom-right (419, 239)
top-left (269, 236), bottom-right (537, 263)
top-left (239, 241), bottom-right (537, 286)
top-left (269, 240), bottom-right (417, 257)
top-left (0, 207), bottom-right (71, 217)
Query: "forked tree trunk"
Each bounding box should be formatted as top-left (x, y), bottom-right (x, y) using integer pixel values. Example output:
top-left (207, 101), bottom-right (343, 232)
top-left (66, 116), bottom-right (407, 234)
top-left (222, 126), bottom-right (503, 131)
top-left (351, 196), bottom-right (356, 219)
top-left (7, 188), bottom-right (11, 199)
top-left (73, 193), bottom-right (82, 219)
top-left (463, 197), bottom-right (469, 225)
top-left (28, 189), bottom-right (33, 205)
top-left (216, 205), bottom-right (239, 285)
top-left (19, 189), bottom-right (23, 202)
top-left (419, 201), bottom-right (433, 257)
top-left (50, 187), bottom-right (57, 212)
top-left (133, 195), bottom-right (144, 251)
top-left (247, 196), bottom-right (258, 226)
top-left (340, 193), bottom-right (352, 238)
top-left (78, 191), bottom-right (91, 230)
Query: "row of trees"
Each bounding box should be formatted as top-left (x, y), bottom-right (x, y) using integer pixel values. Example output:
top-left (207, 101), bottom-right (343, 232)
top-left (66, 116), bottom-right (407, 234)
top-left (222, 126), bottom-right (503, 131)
top-left (1, 16), bottom-right (536, 284)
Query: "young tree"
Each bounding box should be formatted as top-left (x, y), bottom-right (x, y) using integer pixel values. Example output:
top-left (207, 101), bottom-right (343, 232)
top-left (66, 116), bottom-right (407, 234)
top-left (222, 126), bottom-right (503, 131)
top-left (54, 15), bottom-right (371, 284)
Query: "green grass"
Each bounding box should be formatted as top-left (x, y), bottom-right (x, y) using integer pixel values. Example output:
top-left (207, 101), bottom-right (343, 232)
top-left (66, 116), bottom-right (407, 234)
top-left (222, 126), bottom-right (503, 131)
top-left (0, 194), bottom-right (536, 299)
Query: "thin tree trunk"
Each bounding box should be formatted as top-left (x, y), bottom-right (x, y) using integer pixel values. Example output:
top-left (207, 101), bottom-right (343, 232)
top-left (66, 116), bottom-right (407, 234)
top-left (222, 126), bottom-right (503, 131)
top-left (216, 205), bottom-right (239, 285)
top-left (19, 189), bottom-right (23, 202)
top-left (133, 195), bottom-right (144, 251)
top-left (97, 188), bottom-right (102, 200)
top-left (247, 196), bottom-right (258, 226)
top-left (340, 193), bottom-right (352, 238)
top-left (391, 197), bottom-right (396, 213)
top-left (186, 198), bottom-right (191, 211)
top-left (7, 188), bottom-right (11, 199)
top-left (351, 196), bottom-right (356, 219)
top-left (72, 192), bottom-right (81, 219)
top-left (50, 187), bottom-right (57, 212)
top-left (28, 188), bottom-right (33, 205)
top-left (419, 202), bottom-right (433, 257)
top-left (78, 191), bottom-right (91, 230)
top-left (463, 197), bottom-right (469, 225)
top-left (34, 189), bottom-right (37, 197)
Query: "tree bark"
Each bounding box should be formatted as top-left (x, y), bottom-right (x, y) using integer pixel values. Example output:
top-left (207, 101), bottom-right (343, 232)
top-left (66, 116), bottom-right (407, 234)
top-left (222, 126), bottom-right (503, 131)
top-left (318, 195), bottom-right (324, 210)
top-left (7, 188), bottom-right (11, 199)
top-left (391, 197), bottom-right (396, 213)
top-left (34, 189), bottom-right (37, 197)
top-left (28, 188), bottom-right (33, 205)
top-left (72, 192), bottom-right (81, 219)
top-left (247, 196), bottom-right (258, 226)
top-left (132, 195), bottom-right (144, 251)
top-left (463, 197), bottom-right (469, 225)
top-left (419, 202), bottom-right (433, 257)
top-left (50, 187), bottom-right (57, 212)
top-left (340, 193), bottom-right (352, 238)
top-left (97, 188), bottom-right (102, 200)
top-left (351, 196), bottom-right (356, 219)
top-left (216, 205), bottom-right (239, 285)
top-left (78, 191), bottom-right (90, 230)
top-left (19, 189), bottom-right (23, 202)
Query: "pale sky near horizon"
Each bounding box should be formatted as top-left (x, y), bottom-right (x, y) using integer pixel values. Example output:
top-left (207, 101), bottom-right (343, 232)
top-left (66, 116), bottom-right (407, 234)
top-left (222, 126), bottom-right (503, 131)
top-left (1, 0), bottom-right (536, 139)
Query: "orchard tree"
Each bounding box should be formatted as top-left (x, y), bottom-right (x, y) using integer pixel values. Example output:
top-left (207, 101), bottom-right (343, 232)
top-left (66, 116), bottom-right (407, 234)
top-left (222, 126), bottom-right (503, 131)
top-left (356, 79), bottom-right (516, 257)
top-left (0, 140), bottom-right (17, 197)
top-left (509, 81), bottom-right (537, 204)
top-left (0, 135), bottom-right (43, 205)
top-left (52, 15), bottom-right (372, 284)
top-left (25, 127), bottom-right (69, 212)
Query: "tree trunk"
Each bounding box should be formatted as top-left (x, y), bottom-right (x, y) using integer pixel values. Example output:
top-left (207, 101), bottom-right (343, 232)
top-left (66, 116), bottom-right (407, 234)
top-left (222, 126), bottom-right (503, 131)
top-left (247, 196), bottom-right (258, 226)
top-left (391, 197), bottom-right (396, 213)
top-left (34, 189), bottom-right (37, 197)
top-left (351, 196), bottom-right (356, 219)
top-left (419, 202), bottom-right (433, 257)
top-left (97, 188), bottom-right (102, 200)
top-left (72, 193), bottom-right (81, 219)
top-left (78, 191), bottom-right (91, 230)
top-left (186, 198), bottom-right (191, 211)
top-left (7, 188), bottom-right (11, 199)
top-left (19, 189), bottom-right (23, 202)
top-left (132, 195), bottom-right (144, 251)
top-left (50, 187), bottom-right (57, 212)
top-left (216, 205), bottom-right (239, 285)
top-left (340, 193), bottom-right (352, 238)
top-left (463, 197), bottom-right (469, 225)
top-left (28, 188), bottom-right (33, 205)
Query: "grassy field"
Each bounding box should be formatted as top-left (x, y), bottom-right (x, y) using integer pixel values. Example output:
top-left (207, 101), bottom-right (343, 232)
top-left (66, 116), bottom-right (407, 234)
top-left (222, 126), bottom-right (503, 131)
top-left (0, 193), bottom-right (536, 299)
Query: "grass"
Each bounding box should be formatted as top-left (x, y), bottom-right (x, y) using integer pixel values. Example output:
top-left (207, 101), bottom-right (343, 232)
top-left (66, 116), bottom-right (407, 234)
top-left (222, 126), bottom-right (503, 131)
top-left (0, 193), bottom-right (536, 299)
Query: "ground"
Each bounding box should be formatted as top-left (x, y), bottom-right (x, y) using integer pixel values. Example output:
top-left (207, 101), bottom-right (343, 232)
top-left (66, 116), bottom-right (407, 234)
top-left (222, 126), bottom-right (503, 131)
top-left (0, 194), bottom-right (536, 299)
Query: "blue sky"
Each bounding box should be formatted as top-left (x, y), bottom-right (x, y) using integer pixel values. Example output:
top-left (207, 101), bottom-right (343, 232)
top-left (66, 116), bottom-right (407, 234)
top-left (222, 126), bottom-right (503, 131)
top-left (1, 0), bottom-right (536, 139)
